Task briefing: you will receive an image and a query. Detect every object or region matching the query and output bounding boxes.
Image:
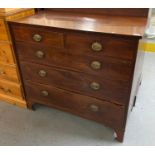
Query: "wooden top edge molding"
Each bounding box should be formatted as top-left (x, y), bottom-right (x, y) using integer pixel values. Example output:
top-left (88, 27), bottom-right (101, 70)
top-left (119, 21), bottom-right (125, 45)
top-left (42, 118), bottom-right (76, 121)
top-left (8, 9), bottom-right (148, 37)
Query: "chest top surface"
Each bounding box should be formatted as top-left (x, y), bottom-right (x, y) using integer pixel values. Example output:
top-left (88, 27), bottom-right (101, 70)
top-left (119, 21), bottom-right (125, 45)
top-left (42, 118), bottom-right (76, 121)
top-left (8, 9), bottom-right (148, 37)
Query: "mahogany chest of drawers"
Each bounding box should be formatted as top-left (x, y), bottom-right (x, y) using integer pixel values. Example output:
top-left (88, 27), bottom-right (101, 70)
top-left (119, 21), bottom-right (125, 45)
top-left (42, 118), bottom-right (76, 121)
top-left (0, 8), bottom-right (35, 107)
top-left (8, 9), bottom-right (148, 142)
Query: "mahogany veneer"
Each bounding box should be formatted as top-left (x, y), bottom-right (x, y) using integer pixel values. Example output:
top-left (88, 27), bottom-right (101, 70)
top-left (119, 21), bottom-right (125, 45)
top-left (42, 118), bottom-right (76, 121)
top-left (8, 9), bottom-right (148, 142)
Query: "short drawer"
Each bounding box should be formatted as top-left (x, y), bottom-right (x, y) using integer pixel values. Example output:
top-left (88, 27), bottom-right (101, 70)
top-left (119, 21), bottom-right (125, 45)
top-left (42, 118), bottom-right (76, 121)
top-left (0, 63), bottom-right (19, 83)
top-left (16, 42), bottom-right (133, 82)
top-left (11, 24), bottom-right (64, 48)
top-left (0, 79), bottom-right (23, 99)
top-left (0, 42), bottom-right (15, 64)
top-left (21, 62), bottom-right (129, 105)
top-left (25, 81), bottom-right (125, 129)
top-left (66, 32), bottom-right (138, 60)
top-left (0, 19), bottom-right (9, 41)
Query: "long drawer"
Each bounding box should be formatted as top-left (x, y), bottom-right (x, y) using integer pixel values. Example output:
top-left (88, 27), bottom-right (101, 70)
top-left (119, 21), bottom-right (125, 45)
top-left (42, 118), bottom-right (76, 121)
top-left (0, 19), bottom-right (9, 41)
top-left (25, 81), bottom-right (125, 129)
top-left (0, 42), bottom-right (15, 64)
top-left (21, 61), bottom-right (129, 105)
top-left (0, 63), bottom-right (19, 83)
top-left (0, 79), bottom-right (23, 99)
top-left (66, 32), bottom-right (138, 60)
top-left (16, 42), bottom-right (133, 82)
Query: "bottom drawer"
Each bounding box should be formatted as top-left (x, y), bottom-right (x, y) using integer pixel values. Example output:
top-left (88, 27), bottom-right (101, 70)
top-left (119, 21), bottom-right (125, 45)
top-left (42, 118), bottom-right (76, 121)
top-left (25, 81), bottom-right (125, 129)
top-left (0, 79), bottom-right (23, 99)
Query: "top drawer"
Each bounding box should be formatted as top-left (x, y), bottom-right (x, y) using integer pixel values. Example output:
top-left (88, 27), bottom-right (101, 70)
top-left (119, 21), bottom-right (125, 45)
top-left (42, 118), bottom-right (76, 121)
top-left (0, 19), bottom-right (9, 41)
top-left (66, 32), bottom-right (138, 60)
top-left (10, 24), bottom-right (64, 48)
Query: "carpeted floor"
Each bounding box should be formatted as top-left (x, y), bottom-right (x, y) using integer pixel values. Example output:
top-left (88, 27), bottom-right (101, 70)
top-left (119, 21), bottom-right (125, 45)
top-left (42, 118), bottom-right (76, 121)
top-left (0, 52), bottom-right (155, 146)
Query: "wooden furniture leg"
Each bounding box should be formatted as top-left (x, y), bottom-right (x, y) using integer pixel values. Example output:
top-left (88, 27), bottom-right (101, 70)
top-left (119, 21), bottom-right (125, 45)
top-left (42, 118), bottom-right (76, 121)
top-left (27, 101), bottom-right (35, 110)
top-left (114, 129), bottom-right (125, 142)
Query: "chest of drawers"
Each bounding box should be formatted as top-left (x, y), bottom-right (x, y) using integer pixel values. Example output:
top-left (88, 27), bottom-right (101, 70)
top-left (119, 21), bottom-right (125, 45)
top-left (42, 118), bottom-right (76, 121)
top-left (8, 9), bottom-right (148, 142)
top-left (0, 8), bottom-right (35, 107)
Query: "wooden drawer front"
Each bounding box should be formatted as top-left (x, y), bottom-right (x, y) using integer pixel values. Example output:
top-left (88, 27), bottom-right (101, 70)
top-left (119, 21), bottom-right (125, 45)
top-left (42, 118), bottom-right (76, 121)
top-left (11, 25), bottom-right (64, 48)
top-left (0, 64), bottom-right (19, 83)
top-left (21, 62), bottom-right (129, 105)
top-left (66, 33), bottom-right (138, 60)
top-left (0, 19), bottom-right (9, 41)
top-left (16, 43), bottom-right (133, 82)
top-left (0, 43), bottom-right (15, 64)
top-left (25, 81), bottom-right (125, 129)
top-left (0, 79), bottom-right (23, 99)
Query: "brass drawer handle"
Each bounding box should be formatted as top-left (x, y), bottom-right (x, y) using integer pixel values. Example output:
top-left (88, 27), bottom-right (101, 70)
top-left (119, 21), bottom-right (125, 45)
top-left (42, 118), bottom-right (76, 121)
top-left (41, 90), bottom-right (49, 97)
top-left (91, 42), bottom-right (102, 52)
top-left (36, 51), bottom-right (45, 58)
top-left (90, 61), bottom-right (101, 70)
top-left (33, 34), bottom-right (42, 42)
top-left (38, 70), bottom-right (47, 77)
top-left (90, 82), bottom-right (100, 90)
top-left (90, 104), bottom-right (99, 112)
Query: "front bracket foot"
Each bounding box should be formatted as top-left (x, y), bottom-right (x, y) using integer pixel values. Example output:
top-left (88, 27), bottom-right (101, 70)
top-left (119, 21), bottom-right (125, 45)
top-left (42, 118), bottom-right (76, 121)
top-left (114, 129), bottom-right (125, 142)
